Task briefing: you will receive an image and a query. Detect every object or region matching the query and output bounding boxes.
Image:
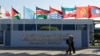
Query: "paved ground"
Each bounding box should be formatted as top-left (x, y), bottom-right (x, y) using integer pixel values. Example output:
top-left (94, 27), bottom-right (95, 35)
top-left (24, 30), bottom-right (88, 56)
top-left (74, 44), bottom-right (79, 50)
top-left (0, 47), bottom-right (99, 56)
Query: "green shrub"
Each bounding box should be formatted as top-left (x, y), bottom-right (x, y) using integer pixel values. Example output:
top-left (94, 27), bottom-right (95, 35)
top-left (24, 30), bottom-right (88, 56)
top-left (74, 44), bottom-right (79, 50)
top-left (40, 26), bottom-right (59, 30)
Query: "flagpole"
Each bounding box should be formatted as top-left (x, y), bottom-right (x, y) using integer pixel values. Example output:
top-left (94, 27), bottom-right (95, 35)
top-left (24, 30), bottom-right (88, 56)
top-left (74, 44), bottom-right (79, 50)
top-left (11, 6), bottom-right (13, 32)
top-left (61, 5), bottom-right (64, 31)
top-left (23, 6), bottom-right (25, 31)
top-left (75, 5), bottom-right (77, 30)
top-left (61, 5), bottom-right (63, 19)
top-left (23, 6), bottom-right (25, 19)
top-left (88, 5), bottom-right (89, 20)
top-left (0, 6), bottom-right (2, 18)
top-left (36, 6), bottom-right (37, 19)
top-left (35, 6), bottom-right (37, 31)
top-left (75, 5), bottom-right (76, 20)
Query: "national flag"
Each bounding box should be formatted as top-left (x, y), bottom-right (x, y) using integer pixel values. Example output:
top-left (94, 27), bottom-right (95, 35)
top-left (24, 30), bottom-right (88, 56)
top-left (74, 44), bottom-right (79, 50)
top-left (50, 7), bottom-right (62, 15)
top-left (36, 7), bottom-right (49, 19)
top-left (24, 7), bottom-right (35, 19)
top-left (76, 6), bottom-right (89, 19)
top-left (62, 7), bottom-right (76, 19)
top-left (0, 7), bottom-right (10, 19)
top-left (89, 6), bottom-right (100, 18)
top-left (12, 8), bottom-right (20, 19)
top-left (48, 13), bottom-right (62, 19)
top-left (49, 7), bottom-right (62, 19)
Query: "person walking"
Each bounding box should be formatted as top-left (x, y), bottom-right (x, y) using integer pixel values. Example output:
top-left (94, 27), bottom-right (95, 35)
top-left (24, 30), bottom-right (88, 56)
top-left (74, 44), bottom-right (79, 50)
top-left (66, 35), bottom-right (75, 55)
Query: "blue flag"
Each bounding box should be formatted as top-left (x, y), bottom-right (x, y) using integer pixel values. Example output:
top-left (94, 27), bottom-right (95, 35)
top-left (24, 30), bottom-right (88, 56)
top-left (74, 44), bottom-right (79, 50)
top-left (24, 7), bottom-right (35, 19)
top-left (48, 13), bottom-right (62, 19)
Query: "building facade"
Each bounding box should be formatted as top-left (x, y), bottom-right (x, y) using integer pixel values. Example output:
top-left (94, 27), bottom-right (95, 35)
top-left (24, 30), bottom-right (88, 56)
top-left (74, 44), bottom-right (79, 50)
top-left (0, 19), bottom-right (94, 48)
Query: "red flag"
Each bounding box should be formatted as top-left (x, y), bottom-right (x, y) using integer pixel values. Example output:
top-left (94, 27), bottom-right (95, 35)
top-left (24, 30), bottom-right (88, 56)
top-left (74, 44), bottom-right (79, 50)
top-left (76, 6), bottom-right (89, 19)
top-left (50, 7), bottom-right (62, 15)
top-left (12, 8), bottom-right (19, 17)
top-left (5, 11), bottom-right (10, 17)
top-left (89, 6), bottom-right (100, 18)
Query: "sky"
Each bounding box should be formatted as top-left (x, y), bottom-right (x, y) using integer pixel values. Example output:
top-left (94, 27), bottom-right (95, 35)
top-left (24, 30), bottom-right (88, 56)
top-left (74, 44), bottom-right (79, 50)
top-left (0, 0), bottom-right (100, 27)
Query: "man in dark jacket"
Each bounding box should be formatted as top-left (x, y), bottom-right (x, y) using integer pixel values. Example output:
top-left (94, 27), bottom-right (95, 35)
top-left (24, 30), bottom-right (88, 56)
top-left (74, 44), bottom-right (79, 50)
top-left (66, 35), bottom-right (75, 55)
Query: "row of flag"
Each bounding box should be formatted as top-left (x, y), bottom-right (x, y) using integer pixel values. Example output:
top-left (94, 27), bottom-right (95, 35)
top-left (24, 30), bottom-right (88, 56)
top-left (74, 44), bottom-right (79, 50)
top-left (0, 6), bottom-right (100, 19)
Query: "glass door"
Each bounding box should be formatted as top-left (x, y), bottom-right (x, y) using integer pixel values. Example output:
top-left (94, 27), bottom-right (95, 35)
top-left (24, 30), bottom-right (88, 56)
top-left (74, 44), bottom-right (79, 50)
top-left (0, 31), bottom-right (4, 46)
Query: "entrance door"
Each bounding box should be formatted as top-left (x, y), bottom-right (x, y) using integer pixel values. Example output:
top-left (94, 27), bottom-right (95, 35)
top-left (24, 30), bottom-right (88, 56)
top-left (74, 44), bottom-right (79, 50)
top-left (0, 31), bottom-right (4, 46)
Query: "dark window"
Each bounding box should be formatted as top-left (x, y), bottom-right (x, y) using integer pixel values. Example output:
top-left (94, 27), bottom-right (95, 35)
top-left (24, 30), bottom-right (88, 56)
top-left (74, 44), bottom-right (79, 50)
top-left (1, 24), bottom-right (7, 31)
top-left (63, 24), bottom-right (75, 30)
top-left (18, 24), bottom-right (23, 31)
top-left (13, 24), bottom-right (18, 30)
top-left (76, 24), bottom-right (87, 30)
top-left (25, 24), bottom-right (36, 31)
top-left (7, 24), bottom-right (11, 30)
top-left (0, 31), bottom-right (3, 44)
top-left (50, 24), bottom-right (61, 31)
top-left (37, 24), bottom-right (49, 31)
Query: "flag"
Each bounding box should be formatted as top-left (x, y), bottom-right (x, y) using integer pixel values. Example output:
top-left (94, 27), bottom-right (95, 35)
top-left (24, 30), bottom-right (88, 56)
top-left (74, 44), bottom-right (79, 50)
top-left (48, 13), bottom-right (62, 19)
top-left (89, 6), bottom-right (100, 18)
top-left (62, 7), bottom-right (76, 19)
top-left (24, 7), bottom-right (35, 19)
top-left (0, 7), bottom-right (10, 19)
top-left (12, 8), bottom-right (20, 19)
top-left (76, 6), bottom-right (89, 19)
top-left (49, 7), bottom-right (62, 19)
top-left (50, 7), bottom-right (62, 15)
top-left (36, 7), bottom-right (49, 19)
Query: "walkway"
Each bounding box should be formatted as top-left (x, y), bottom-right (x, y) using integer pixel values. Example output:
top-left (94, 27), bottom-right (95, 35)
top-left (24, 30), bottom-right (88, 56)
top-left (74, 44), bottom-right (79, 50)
top-left (0, 47), bottom-right (99, 56)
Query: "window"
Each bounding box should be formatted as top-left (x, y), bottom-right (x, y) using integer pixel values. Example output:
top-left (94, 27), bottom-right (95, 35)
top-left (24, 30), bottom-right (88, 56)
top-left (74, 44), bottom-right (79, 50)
top-left (13, 24), bottom-right (24, 31)
top-left (13, 24), bottom-right (18, 30)
top-left (37, 24), bottom-right (49, 31)
top-left (63, 24), bottom-right (75, 30)
top-left (7, 24), bottom-right (11, 30)
top-left (76, 24), bottom-right (87, 30)
top-left (1, 24), bottom-right (7, 31)
top-left (50, 24), bottom-right (61, 31)
top-left (18, 24), bottom-right (23, 31)
top-left (0, 31), bottom-right (3, 44)
top-left (25, 24), bottom-right (36, 31)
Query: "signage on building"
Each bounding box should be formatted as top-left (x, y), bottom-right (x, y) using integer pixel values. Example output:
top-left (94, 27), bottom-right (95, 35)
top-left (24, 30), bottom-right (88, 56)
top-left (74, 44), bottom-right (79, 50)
top-left (22, 33), bottom-right (68, 44)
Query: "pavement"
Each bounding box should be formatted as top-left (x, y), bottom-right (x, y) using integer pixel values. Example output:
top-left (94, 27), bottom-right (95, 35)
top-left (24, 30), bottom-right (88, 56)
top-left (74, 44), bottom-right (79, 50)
top-left (0, 47), bottom-right (99, 56)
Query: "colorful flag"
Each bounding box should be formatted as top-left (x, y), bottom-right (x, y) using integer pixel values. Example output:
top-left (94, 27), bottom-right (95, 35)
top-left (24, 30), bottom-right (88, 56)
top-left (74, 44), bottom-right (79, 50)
top-left (12, 8), bottom-right (20, 19)
top-left (49, 7), bottom-right (62, 19)
top-left (76, 6), bottom-right (89, 19)
top-left (36, 7), bottom-right (49, 19)
top-left (48, 13), bottom-right (62, 19)
top-left (89, 6), bottom-right (100, 18)
top-left (0, 7), bottom-right (10, 19)
top-left (62, 7), bottom-right (76, 19)
top-left (24, 7), bottom-right (35, 19)
top-left (50, 7), bottom-right (62, 15)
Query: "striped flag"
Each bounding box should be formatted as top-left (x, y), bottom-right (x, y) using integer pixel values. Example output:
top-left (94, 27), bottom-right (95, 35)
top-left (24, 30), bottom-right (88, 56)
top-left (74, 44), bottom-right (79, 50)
top-left (49, 7), bottom-right (62, 19)
top-left (48, 13), bottom-right (62, 19)
top-left (62, 7), bottom-right (76, 19)
top-left (36, 7), bottom-right (49, 19)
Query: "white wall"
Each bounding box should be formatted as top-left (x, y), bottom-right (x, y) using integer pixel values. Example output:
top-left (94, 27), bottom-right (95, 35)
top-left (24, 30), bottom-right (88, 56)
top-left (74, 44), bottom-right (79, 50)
top-left (11, 31), bottom-right (82, 48)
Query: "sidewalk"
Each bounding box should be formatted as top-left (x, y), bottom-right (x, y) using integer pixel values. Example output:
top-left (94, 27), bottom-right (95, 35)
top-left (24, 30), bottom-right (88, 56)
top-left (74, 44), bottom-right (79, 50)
top-left (0, 47), bottom-right (99, 56)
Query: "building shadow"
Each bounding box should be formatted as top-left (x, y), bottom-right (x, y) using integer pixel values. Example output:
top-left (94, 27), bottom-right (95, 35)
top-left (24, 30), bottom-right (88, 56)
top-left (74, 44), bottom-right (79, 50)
top-left (73, 54), bottom-right (100, 56)
top-left (0, 53), bottom-right (31, 56)
top-left (92, 49), bottom-right (100, 53)
top-left (0, 47), bottom-right (86, 51)
top-left (0, 53), bottom-right (99, 56)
